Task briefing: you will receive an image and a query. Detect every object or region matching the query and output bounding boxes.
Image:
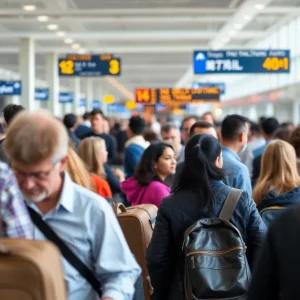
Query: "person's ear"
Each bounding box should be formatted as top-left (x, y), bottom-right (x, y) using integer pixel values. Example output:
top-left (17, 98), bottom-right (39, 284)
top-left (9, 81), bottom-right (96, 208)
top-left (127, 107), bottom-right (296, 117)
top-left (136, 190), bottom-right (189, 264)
top-left (58, 156), bottom-right (68, 172)
top-left (239, 132), bottom-right (245, 143)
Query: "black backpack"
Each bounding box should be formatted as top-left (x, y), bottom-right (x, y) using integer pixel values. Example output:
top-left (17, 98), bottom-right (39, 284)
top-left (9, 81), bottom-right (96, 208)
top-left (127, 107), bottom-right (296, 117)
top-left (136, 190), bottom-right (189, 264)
top-left (259, 205), bottom-right (286, 228)
top-left (183, 188), bottom-right (250, 300)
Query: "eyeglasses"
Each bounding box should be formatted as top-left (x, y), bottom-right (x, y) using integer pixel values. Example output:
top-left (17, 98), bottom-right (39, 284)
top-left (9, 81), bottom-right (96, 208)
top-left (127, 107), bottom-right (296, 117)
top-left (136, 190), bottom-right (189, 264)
top-left (12, 164), bottom-right (58, 183)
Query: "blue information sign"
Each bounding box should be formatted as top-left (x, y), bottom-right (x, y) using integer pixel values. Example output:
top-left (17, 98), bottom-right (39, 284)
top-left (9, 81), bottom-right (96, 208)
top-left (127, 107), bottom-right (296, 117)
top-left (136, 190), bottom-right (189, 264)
top-left (58, 54), bottom-right (121, 77)
top-left (191, 82), bottom-right (226, 94)
top-left (0, 81), bottom-right (21, 95)
top-left (35, 88), bottom-right (49, 101)
top-left (92, 100), bottom-right (101, 109)
top-left (79, 98), bottom-right (86, 107)
top-left (193, 50), bottom-right (290, 74)
top-left (107, 104), bottom-right (129, 113)
top-left (59, 92), bottom-right (73, 103)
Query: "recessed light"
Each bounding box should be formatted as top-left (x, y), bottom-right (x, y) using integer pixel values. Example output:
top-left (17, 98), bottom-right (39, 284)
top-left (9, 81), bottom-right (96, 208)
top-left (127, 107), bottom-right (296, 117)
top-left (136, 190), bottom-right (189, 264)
top-left (64, 38), bottom-right (74, 44)
top-left (37, 15), bottom-right (49, 22)
top-left (254, 4), bottom-right (265, 10)
top-left (243, 15), bottom-right (253, 21)
top-left (56, 31), bottom-right (66, 37)
top-left (234, 24), bottom-right (243, 29)
top-left (23, 5), bottom-right (36, 11)
top-left (47, 24), bottom-right (59, 31)
top-left (78, 49), bottom-right (86, 54)
top-left (72, 44), bottom-right (81, 50)
top-left (229, 30), bottom-right (236, 36)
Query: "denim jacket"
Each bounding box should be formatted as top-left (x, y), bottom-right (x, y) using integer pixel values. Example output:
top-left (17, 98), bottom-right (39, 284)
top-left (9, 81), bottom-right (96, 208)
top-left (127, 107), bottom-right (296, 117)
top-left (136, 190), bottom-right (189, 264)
top-left (147, 180), bottom-right (267, 300)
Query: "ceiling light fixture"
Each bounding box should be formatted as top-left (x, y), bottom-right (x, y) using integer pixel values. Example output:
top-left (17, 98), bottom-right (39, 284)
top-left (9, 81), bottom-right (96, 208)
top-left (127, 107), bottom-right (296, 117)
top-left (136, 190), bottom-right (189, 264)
top-left (56, 31), bottom-right (66, 37)
top-left (234, 23), bottom-right (243, 29)
top-left (37, 15), bottom-right (49, 22)
top-left (78, 49), bottom-right (86, 54)
top-left (64, 38), bottom-right (74, 44)
top-left (47, 24), bottom-right (59, 31)
top-left (229, 30), bottom-right (236, 36)
top-left (72, 43), bottom-right (81, 50)
top-left (243, 15), bottom-right (253, 21)
top-left (254, 4), bottom-right (265, 10)
top-left (23, 5), bottom-right (36, 11)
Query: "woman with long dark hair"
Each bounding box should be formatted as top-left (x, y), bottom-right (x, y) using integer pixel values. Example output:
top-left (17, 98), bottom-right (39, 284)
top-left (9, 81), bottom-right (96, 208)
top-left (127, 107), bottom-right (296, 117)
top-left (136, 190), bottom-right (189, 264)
top-left (121, 142), bottom-right (176, 207)
top-left (146, 134), bottom-right (266, 300)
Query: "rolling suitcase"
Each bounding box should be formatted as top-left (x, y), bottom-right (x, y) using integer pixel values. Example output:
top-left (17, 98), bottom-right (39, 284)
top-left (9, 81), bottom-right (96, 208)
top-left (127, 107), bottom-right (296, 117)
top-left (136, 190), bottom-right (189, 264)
top-left (114, 203), bottom-right (157, 300)
top-left (0, 239), bottom-right (67, 300)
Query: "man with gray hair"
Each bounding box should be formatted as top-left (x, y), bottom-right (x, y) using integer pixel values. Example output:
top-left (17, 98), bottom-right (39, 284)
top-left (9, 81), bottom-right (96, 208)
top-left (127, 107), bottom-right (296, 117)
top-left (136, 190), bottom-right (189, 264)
top-left (4, 110), bottom-right (141, 300)
top-left (161, 123), bottom-right (184, 163)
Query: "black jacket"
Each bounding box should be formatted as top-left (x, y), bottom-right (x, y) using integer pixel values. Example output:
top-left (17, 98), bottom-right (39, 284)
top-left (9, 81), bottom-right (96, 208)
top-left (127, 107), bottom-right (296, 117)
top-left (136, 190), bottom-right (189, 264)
top-left (248, 205), bottom-right (300, 300)
top-left (146, 180), bottom-right (267, 300)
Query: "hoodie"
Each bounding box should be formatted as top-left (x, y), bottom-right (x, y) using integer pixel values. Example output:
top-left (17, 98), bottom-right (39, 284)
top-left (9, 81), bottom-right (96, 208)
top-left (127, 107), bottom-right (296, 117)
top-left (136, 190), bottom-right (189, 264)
top-left (120, 177), bottom-right (170, 207)
top-left (258, 187), bottom-right (300, 211)
top-left (124, 136), bottom-right (150, 178)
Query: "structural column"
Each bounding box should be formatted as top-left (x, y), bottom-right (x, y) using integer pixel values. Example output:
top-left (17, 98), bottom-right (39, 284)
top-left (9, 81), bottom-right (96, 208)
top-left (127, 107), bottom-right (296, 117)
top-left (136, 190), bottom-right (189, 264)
top-left (84, 79), bottom-right (93, 111)
top-left (292, 100), bottom-right (300, 125)
top-left (19, 38), bottom-right (35, 110)
top-left (72, 77), bottom-right (80, 114)
top-left (46, 53), bottom-right (60, 116)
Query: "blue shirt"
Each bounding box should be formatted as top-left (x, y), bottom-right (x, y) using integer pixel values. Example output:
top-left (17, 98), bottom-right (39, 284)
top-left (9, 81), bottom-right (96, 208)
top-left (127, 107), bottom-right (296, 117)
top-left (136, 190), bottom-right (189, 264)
top-left (28, 173), bottom-right (141, 300)
top-left (253, 141), bottom-right (271, 158)
top-left (222, 146), bottom-right (252, 197)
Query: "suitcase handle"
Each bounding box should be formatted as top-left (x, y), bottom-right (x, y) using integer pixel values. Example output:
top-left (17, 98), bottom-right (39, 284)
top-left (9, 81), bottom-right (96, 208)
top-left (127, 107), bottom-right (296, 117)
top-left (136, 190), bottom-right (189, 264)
top-left (113, 203), bottom-right (127, 215)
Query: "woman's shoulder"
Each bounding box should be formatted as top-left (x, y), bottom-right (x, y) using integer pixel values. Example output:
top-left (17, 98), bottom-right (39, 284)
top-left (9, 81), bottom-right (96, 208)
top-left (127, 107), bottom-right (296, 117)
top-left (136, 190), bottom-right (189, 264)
top-left (148, 180), bottom-right (170, 191)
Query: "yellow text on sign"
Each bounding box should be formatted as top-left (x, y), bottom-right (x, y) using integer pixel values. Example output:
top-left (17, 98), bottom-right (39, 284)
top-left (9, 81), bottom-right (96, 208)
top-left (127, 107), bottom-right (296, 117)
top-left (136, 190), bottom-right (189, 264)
top-left (104, 95), bottom-right (115, 104)
top-left (59, 60), bottom-right (75, 75)
top-left (109, 59), bottom-right (120, 75)
top-left (263, 57), bottom-right (289, 71)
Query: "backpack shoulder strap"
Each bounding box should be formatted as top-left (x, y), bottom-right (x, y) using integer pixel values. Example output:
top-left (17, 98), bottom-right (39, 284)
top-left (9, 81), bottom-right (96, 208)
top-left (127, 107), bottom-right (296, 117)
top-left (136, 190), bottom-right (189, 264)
top-left (219, 188), bottom-right (243, 221)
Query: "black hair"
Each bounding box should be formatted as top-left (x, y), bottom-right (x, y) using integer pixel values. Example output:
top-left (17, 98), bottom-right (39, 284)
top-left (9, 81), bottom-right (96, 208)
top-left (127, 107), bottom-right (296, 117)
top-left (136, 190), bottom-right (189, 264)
top-left (161, 123), bottom-right (178, 133)
top-left (134, 142), bottom-right (173, 186)
top-left (174, 134), bottom-right (225, 213)
top-left (189, 121), bottom-right (215, 138)
top-left (83, 112), bottom-right (90, 120)
top-left (90, 109), bottom-right (104, 118)
top-left (261, 117), bottom-right (280, 136)
top-left (129, 116), bottom-right (146, 135)
top-left (259, 116), bottom-right (267, 124)
top-left (250, 122), bottom-right (261, 135)
top-left (3, 104), bottom-right (25, 125)
top-left (221, 114), bottom-right (248, 141)
top-left (63, 114), bottom-right (77, 129)
top-left (280, 122), bottom-right (294, 128)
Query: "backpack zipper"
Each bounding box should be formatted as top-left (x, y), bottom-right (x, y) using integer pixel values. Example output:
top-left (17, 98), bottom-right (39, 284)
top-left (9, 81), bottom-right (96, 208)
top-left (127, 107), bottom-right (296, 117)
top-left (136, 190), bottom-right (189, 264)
top-left (188, 246), bottom-right (245, 269)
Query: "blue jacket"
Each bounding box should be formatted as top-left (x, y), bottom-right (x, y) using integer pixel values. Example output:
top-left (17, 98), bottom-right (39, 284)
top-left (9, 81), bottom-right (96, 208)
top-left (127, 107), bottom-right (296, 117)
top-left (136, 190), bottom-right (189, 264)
top-left (147, 180), bottom-right (267, 300)
top-left (258, 187), bottom-right (300, 211)
top-left (222, 146), bottom-right (252, 197)
top-left (124, 136), bottom-right (150, 178)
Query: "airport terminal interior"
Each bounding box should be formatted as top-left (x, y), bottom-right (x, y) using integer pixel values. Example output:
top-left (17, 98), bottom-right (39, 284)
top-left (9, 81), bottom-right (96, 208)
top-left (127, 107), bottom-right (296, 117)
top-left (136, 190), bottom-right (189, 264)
top-left (0, 0), bottom-right (300, 300)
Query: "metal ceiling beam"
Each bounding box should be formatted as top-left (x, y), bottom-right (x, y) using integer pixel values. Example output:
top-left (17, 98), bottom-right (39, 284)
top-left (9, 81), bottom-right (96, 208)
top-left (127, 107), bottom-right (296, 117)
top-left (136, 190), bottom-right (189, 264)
top-left (0, 16), bottom-right (230, 24)
top-left (0, 8), bottom-right (236, 16)
top-left (0, 30), bottom-right (263, 40)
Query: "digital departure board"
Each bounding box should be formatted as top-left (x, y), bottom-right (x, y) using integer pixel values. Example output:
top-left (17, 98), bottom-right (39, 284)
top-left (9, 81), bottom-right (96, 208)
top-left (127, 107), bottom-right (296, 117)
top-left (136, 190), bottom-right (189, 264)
top-left (58, 54), bottom-right (121, 77)
top-left (135, 88), bottom-right (220, 106)
top-left (193, 50), bottom-right (290, 74)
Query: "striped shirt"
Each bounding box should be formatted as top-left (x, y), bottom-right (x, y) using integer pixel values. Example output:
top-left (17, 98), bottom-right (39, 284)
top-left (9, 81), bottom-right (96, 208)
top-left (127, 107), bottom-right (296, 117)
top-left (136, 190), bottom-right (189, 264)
top-left (0, 162), bottom-right (33, 238)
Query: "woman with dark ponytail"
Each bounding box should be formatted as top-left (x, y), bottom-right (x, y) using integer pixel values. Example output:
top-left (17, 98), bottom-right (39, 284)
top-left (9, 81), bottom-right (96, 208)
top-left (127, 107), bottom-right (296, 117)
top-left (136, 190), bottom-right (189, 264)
top-left (146, 134), bottom-right (266, 300)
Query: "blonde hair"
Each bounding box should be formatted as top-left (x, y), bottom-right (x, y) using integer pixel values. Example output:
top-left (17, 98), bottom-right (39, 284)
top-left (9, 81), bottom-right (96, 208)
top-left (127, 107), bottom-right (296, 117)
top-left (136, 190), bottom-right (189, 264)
top-left (253, 140), bottom-right (300, 205)
top-left (4, 110), bottom-right (68, 164)
top-left (66, 146), bottom-right (95, 191)
top-left (78, 137), bottom-right (106, 179)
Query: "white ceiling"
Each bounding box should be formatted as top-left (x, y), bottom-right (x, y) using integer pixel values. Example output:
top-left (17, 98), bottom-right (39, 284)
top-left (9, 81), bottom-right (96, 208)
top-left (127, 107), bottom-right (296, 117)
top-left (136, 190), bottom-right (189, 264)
top-left (0, 0), bottom-right (298, 100)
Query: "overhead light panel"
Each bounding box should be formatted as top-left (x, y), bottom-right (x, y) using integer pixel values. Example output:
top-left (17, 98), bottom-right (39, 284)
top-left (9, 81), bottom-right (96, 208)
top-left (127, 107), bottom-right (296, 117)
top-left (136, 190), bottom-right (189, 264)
top-left (47, 24), bottom-right (59, 31)
top-left (78, 49), bottom-right (86, 54)
top-left (37, 15), bottom-right (49, 22)
top-left (243, 15), bottom-right (253, 21)
top-left (254, 4), bottom-right (265, 10)
top-left (23, 5), bottom-right (36, 11)
top-left (64, 38), bottom-right (74, 44)
top-left (56, 31), bottom-right (66, 37)
top-left (234, 24), bottom-right (243, 30)
top-left (72, 43), bottom-right (81, 50)
top-left (229, 30), bottom-right (236, 36)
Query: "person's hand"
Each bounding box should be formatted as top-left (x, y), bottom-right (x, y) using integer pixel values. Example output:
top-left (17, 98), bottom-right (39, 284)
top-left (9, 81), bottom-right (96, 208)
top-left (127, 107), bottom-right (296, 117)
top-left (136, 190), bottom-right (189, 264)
top-left (113, 168), bottom-right (125, 182)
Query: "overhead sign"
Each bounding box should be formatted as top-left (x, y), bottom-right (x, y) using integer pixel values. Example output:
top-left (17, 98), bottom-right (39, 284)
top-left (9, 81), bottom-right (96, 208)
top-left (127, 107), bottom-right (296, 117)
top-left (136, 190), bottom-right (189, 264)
top-left (35, 88), bottom-right (49, 101)
top-left (193, 50), bottom-right (290, 74)
top-left (59, 92), bottom-right (73, 103)
top-left (191, 82), bottom-right (226, 94)
top-left (79, 98), bottom-right (86, 107)
top-left (107, 104), bottom-right (129, 113)
top-left (58, 54), bottom-right (121, 77)
top-left (135, 88), bottom-right (220, 106)
top-left (0, 81), bottom-right (21, 95)
top-left (92, 100), bottom-right (101, 109)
